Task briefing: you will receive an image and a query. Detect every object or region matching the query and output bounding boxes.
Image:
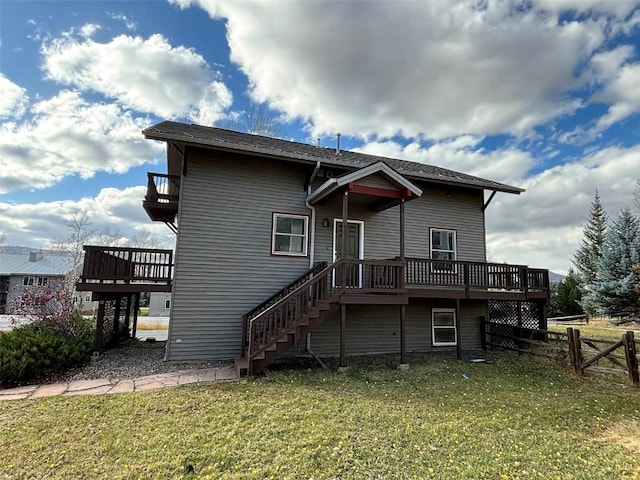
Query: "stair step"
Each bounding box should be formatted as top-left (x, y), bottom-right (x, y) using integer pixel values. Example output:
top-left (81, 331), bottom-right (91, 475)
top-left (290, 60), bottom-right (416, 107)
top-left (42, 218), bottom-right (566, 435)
top-left (234, 357), bottom-right (249, 377)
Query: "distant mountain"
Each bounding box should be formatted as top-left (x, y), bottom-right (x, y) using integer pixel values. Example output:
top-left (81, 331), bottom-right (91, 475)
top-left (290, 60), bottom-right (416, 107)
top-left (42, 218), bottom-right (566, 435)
top-left (549, 271), bottom-right (566, 284)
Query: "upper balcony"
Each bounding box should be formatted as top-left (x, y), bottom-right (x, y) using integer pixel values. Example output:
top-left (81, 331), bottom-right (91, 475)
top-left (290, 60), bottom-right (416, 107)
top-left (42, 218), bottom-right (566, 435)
top-left (142, 172), bottom-right (180, 225)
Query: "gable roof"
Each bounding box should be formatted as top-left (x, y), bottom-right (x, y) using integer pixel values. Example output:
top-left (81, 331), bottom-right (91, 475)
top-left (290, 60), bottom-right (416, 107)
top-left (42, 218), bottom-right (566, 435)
top-left (0, 253), bottom-right (75, 276)
top-left (143, 121), bottom-right (524, 194)
top-left (307, 161), bottom-right (423, 205)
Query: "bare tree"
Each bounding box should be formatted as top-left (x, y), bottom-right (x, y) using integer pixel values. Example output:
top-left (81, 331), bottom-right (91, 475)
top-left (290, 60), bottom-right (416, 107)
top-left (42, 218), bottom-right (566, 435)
top-left (0, 232), bottom-right (5, 253)
top-left (48, 211), bottom-right (94, 293)
top-left (225, 103), bottom-right (282, 137)
top-left (93, 227), bottom-right (126, 247)
top-left (634, 178), bottom-right (640, 211)
top-left (129, 228), bottom-right (161, 249)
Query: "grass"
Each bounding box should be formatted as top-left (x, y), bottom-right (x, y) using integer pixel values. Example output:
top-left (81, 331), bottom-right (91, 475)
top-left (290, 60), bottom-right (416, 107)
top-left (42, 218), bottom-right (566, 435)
top-left (1, 354), bottom-right (640, 479)
top-left (549, 319), bottom-right (640, 341)
top-left (135, 319), bottom-right (169, 331)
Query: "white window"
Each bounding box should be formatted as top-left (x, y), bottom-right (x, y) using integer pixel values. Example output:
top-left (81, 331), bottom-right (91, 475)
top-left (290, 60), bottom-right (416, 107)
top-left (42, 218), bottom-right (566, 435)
top-left (432, 308), bottom-right (457, 346)
top-left (164, 299), bottom-right (171, 309)
top-left (271, 213), bottom-right (308, 256)
top-left (85, 295), bottom-right (92, 302)
top-left (24, 276), bottom-right (48, 286)
top-left (23, 276), bottom-right (34, 286)
top-left (430, 228), bottom-right (457, 272)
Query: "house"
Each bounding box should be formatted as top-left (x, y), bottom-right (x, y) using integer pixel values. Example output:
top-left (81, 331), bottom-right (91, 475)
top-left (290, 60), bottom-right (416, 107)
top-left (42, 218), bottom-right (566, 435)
top-left (0, 251), bottom-right (76, 314)
top-left (77, 121), bottom-right (549, 374)
top-left (148, 292), bottom-right (171, 317)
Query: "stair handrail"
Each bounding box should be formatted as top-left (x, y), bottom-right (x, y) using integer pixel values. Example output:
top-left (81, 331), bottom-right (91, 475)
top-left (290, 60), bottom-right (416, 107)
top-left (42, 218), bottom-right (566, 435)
top-left (247, 260), bottom-right (343, 360)
top-left (241, 261), bottom-right (327, 355)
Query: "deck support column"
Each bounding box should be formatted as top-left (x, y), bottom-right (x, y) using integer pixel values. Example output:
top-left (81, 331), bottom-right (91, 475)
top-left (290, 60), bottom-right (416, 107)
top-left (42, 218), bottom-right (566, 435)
top-left (398, 198), bottom-right (409, 370)
top-left (113, 295), bottom-right (122, 340)
top-left (338, 304), bottom-right (347, 370)
top-left (95, 297), bottom-right (106, 351)
top-left (132, 293), bottom-right (140, 339)
top-left (124, 294), bottom-right (132, 338)
top-left (456, 298), bottom-right (462, 360)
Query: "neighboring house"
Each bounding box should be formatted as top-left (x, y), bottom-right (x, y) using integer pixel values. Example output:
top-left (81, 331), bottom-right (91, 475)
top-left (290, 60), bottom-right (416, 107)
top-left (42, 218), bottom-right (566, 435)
top-left (0, 252), bottom-right (76, 314)
top-left (78, 121), bottom-right (550, 374)
top-left (148, 292), bottom-right (171, 317)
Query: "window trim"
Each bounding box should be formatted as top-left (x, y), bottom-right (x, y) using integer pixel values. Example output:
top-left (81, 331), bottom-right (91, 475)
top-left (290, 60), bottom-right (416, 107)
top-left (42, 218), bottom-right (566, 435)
top-left (271, 212), bottom-right (309, 257)
top-left (431, 308), bottom-right (457, 347)
top-left (429, 228), bottom-right (457, 273)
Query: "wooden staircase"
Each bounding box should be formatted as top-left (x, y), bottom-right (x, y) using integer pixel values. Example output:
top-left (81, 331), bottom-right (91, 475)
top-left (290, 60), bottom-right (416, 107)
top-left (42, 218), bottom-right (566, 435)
top-left (235, 261), bottom-right (342, 375)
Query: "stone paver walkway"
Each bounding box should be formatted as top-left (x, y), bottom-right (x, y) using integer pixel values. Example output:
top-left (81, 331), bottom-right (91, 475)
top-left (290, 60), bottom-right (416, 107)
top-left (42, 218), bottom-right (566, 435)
top-left (0, 366), bottom-right (238, 401)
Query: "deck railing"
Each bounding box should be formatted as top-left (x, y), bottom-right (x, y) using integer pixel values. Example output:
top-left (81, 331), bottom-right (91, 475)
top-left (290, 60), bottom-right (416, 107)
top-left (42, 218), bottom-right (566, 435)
top-left (79, 246), bottom-right (173, 284)
top-left (145, 173), bottom-right (180, 205)
top-left (404, 258), bottom-right (549, 294)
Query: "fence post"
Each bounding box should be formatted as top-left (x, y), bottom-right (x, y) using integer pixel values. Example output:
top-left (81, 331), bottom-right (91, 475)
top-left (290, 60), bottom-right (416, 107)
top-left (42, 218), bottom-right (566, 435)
top-left (567, 327), bottom-right (583, 375)
top-left (623, 331), bottom-right (640, 388)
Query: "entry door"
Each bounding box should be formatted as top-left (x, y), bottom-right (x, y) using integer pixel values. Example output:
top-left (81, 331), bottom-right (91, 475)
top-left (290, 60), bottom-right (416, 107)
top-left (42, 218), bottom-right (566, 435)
top-left (334, 220), bottom-right (364, 287)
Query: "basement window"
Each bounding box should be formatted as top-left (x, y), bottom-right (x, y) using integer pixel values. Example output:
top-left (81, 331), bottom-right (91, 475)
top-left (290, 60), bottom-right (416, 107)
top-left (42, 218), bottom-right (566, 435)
top-left (272, 213), bottom-right (308, 256)
top-left (432, 308), bottom-right (457, 346)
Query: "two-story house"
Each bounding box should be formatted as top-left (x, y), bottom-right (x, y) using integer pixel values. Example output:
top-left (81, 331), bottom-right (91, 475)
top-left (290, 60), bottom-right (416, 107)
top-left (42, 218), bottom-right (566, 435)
top-left (78, 121), bottom-right (549, 374)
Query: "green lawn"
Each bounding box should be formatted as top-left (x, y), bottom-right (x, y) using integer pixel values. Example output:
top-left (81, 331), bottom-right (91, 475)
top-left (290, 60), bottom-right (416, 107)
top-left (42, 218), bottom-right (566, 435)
top-left (1, 354), bottom-right (639, 479)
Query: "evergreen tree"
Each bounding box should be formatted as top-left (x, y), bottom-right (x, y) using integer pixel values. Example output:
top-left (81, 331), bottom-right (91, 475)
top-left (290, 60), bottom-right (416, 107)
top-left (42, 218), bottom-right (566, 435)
top-left (591, 207), bottom-right (640, 319)
top-left (572, 191), bottom-right (607, 315)
top-left (549, 269), bottom-right (583, 317)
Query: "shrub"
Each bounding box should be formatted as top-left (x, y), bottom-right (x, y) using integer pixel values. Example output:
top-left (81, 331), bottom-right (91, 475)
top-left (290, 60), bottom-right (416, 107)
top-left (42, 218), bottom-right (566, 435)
top-left (0, 323), bottom-right (92, 385)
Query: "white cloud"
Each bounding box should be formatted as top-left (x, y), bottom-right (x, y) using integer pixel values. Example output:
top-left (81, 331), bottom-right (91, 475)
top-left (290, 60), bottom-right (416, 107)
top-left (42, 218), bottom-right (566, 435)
top-left (179, 0), bottom-right (607, 140)
top-left (0, 90), bottom-right (163, 194)
top-left (486, 144), bottom-right (640, 273)
top-left (594, 60), bottom-right (640, 130)
top-left (533, 0), bottom-right (640, 18)
top-left (355, 137), bottom-right (535, 186)
top-left (0, 74), bottom-right (28, 119)
top-left (0, 186), bottom-right (174, 249)
top-left (41, 32), bottom-right (232, 119)
top-left (108, 12), bottom-right (137, 31)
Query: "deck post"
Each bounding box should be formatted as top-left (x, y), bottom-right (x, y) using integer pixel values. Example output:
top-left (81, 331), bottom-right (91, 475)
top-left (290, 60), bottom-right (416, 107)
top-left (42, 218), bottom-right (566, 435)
top-left (132, 293), bottom-right (140, 339)
top-left (399, 304), bottom-right (408, 369)
top-left (124, 294), bottom-right (132, 338)
top-left (95, 297), bottom-right (106, 351)
top-left (339, 304), bottom-right (347, 370)
top-left (113, 295), bottom-right (122, 340)
top-left (456, 298), bottom-right (462, 360)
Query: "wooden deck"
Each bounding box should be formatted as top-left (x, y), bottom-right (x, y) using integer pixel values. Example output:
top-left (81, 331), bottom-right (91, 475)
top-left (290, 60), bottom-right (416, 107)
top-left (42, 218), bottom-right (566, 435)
top-left (76, 246), bottom-right (173, 293)
top-left (142, 172), bottom-right (180, 227)
top-left (334, 258), bottom-right (549, 303)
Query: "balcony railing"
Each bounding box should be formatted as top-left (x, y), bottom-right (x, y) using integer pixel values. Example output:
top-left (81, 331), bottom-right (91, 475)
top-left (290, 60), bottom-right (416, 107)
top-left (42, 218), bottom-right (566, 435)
top-left (143, 173), bottom-right (180, 224)
top-left (332, 258), bottom-right (549, 298)
top-left (76, 246), bottom-right (173, 292)
top-left (404, 258), bottom-right (549, 295)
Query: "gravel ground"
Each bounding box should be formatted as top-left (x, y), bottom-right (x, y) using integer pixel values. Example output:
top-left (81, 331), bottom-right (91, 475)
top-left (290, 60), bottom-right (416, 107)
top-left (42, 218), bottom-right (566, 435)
top-left (48, 339), bottom-right (232, 383)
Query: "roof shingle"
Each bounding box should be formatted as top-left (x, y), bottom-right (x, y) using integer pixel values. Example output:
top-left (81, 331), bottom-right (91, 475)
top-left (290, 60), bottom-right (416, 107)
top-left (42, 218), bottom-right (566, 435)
top-left (143, 121), bottom-right (523, 194)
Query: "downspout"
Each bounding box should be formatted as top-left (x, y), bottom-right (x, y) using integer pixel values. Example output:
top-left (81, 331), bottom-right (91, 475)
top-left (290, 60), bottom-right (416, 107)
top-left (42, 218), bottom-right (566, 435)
top-left (305, 161), bottom-right (321, 269)
top-left (304, 161), bottom-right (326, 368)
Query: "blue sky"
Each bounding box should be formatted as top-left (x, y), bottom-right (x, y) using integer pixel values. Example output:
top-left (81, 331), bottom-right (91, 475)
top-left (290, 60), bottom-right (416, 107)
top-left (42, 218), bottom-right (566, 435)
top-left (1, 0), bottom-right (640, 273)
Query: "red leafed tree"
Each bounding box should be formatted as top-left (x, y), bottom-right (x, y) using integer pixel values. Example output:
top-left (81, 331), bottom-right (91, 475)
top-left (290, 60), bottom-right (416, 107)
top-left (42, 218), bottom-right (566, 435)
top-left (8, 280), bottom-right (86, 337)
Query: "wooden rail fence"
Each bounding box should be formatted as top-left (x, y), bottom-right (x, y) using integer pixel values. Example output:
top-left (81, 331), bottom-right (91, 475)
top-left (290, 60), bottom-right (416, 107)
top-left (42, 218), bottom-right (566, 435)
top-left (483, 320), bottom-right (640, 388)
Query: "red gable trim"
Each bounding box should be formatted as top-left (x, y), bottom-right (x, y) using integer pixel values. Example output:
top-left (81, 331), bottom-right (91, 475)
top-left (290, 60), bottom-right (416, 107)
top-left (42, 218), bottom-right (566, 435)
top-left (348, 183), bottom-right (413, 199)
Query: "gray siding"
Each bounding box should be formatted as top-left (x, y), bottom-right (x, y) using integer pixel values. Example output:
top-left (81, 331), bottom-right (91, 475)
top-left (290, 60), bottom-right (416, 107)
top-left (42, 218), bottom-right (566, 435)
top-left (309, 299), bottom-right (487, 356)
top-left (167, 151), bottom-right (314, 361)
top-left (169, 150), bottom-right (488, 361)
top-left (148, 292), bottom-right (171, 317)
top-left (313, 183), bottom-right (486, 263)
